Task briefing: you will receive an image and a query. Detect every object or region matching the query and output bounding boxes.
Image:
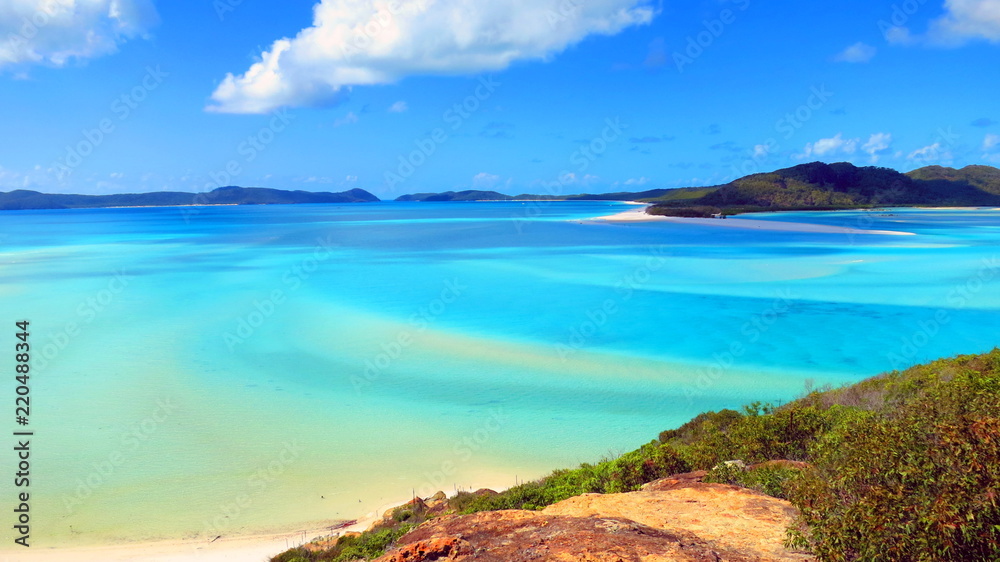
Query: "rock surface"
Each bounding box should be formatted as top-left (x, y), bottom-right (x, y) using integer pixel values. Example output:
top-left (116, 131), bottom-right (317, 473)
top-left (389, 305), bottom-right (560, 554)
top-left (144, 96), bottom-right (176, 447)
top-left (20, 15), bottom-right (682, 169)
top-left (375, 510), bottom-right (728, 561)
top-left (374, 478), bottom-right (815, 561)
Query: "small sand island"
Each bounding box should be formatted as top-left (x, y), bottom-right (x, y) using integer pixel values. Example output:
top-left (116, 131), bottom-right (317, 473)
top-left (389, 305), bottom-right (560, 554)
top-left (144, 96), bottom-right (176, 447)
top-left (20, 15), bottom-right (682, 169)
top-left (588, 204), bottom-right (917, 236)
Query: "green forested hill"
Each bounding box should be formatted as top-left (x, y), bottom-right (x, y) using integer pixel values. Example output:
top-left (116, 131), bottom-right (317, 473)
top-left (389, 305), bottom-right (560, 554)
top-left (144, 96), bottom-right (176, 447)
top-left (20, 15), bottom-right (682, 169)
top-left (906, 164), bottom-right (1000, 196)
top-left (650, 162), bottom-right (1000, 216)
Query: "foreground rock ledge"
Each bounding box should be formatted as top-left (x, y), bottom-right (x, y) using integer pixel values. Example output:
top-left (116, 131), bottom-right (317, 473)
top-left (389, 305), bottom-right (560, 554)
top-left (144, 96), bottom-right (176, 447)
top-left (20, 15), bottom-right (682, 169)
top-left (374, 477), bottom-right (815, 561)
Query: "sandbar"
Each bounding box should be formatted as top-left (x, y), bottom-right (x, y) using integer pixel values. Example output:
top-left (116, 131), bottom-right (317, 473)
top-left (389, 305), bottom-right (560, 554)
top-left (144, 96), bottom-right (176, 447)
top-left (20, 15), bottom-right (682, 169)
top-left (588, 206), bottom-right (915, 236)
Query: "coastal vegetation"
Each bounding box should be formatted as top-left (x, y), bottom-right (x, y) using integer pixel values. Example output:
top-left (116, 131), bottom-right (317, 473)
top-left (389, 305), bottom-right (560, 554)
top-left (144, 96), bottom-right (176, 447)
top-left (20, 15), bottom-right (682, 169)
top-left (273, 348), bottom-right (1000, 561)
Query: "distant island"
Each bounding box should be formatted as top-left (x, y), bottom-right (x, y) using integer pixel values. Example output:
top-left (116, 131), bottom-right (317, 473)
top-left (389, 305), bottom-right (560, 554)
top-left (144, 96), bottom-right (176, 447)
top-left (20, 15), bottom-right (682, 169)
top-left (394, 187), bottom-right (712, 203)
top-left (0, 186), bottom-right (379, 211)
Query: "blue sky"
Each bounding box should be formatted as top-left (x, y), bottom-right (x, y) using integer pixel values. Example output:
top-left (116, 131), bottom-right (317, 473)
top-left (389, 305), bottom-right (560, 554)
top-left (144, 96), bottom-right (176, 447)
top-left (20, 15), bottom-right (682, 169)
top-left (0, 0), bottom-right (998, 198)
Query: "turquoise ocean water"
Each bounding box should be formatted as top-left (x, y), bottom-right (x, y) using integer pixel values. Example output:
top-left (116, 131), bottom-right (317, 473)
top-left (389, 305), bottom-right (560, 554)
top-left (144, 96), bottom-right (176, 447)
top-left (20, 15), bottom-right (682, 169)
top-left (0, 202), bottom-right (998, 547)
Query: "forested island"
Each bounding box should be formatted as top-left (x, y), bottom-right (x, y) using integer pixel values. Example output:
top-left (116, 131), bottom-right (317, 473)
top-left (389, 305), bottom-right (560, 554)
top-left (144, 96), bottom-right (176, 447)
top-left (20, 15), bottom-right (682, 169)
top-left (0, 186), bottom-right (379, 210)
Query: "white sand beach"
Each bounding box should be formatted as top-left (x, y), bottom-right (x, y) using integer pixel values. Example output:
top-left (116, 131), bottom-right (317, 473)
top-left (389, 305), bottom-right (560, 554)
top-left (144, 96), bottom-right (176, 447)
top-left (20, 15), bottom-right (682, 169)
top-left (589, 206), bottom-right (916, 236)
top-left (10, 499), bottom-right (409, 562)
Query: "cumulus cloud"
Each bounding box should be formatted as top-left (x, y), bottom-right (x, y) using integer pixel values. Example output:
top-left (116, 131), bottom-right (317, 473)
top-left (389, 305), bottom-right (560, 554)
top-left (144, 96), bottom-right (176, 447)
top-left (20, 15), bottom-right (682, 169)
top-left (623, 177), bottom-right (649, 186)
top-left (548, 172), bottom-right (599, 187)
top-left (207, 0), bottom-right (656, 114)
top-left (884, 25), bottom-right (914, 44)
top-left (908, 142), bottom-right (953, 163)
top-left (0, 0), bottom-right (159, 70)
top-left (928, 0), bottom-right (1000, 44)
top-left (983, 133), bottom-right (1000, 151)
top-left (472, 172), bottom-right (501, 189)
top-left (983, 134), bottom-right (1000, 162)
top-left (388, 100), bottom-right (408, 112)
top-left (833, 42), bottom-right (877, 63)
top-left (862, 133), bottom-right (893, 163)
top-left (797, 133), bottom-right (859, 160)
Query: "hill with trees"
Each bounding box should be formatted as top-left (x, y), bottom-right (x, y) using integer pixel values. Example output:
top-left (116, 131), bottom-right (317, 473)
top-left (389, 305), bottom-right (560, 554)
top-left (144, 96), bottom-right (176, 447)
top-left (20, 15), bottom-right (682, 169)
top-left (905, 164), bottom-right (1000, 196)
top-left (650, 162), bottom-right (1000, 217)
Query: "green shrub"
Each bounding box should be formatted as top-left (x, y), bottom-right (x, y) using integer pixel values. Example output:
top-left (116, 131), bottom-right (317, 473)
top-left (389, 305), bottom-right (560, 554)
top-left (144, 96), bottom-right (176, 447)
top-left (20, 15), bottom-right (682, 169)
top-left (458, 444), bottom-right (689, 514)
top-left (672, 402), bottom-right (849, 470)
top-left (704, 463), bottom-right (802, 500)
top-left (659, 409), bottom-right (743, 444)
top-left (789, 356), bottom-right (1000, 561)
top-left (329, 525), bottom-right (415, 562)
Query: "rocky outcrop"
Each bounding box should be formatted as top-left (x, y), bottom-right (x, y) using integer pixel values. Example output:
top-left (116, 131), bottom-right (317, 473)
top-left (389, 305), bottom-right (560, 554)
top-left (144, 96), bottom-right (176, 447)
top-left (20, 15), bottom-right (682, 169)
top-left (641, 470), bottom-right (709, 492)
top-left (375, 510), bottom-right (731, 561)
top-left (544, 484), bottom-right (811, 561)
top-left (374, 477), bottom-right (814, 561)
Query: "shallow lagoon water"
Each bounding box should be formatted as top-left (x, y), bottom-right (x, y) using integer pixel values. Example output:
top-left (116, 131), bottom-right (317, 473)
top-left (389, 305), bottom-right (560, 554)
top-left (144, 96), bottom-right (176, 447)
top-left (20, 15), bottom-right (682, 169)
top-left (0, 202), bottom-right (998, 546)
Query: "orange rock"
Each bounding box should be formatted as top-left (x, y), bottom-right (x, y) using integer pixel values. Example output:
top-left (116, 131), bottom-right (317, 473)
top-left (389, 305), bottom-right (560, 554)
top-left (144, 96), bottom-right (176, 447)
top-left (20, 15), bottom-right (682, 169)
top-left (374, 510), bottom-right (725, 561)
top-left (641, 471), bottom-right (708, 491)
top-left (378, 537), bottom-right (472, 561)
top-left (375, 481), bottom-right (815, 561)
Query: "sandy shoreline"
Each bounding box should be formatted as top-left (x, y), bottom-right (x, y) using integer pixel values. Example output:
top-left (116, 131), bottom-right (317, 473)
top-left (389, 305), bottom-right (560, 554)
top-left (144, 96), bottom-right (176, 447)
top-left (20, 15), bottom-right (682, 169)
top-left (588, 206), bottom-right (916, 236)
top-left (9, 499), bottom-right (411, 562)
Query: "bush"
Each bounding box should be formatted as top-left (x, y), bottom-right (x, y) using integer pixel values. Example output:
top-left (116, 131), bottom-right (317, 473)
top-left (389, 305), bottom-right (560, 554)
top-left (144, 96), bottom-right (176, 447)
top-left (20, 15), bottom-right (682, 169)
top-left (458, 444), bottom-right (689, 513)
top-left (704, 463), bottom-right (802, 500)
top-left (673, 402), bottom-right (849, 470)
top-left (329, 525), bottom-right (415, 562)
top-left (658, 409), bottom-right (743, 445)
top-left (789, 357), bottom-right (1000, 561)
top-left (603, 443), bottom-right (691, 493)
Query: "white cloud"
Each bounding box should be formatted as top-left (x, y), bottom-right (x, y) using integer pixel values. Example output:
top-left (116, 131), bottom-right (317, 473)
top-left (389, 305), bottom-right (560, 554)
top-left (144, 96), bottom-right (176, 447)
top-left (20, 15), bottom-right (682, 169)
top-left (797, 133), bottom-right (859, 160)
top-left (884, 25), bottom-right (914, 44)
top-left (862, 133), bottom-right (893, 163)
top-left (0, 0), bottom-right (159, 70)
top-left (929, 0), bottom-right (1000, 44)
top-left (983, 133), bottom-right (1000, 162)
top-left (333, 111), bottom-right (359, 127)
top-left (908, 142), bottom-right (953, 163)
top-left (0, 162), bottom-right (68, 190)
top-left (983, 133), bottom-right (1000, 151)
top-left (549, 172), bottom-right (600, 187)
top-left (388, 100), bottom-right (408, 113)
top-left (833, 42), bottom-right (877, 63)
top-left (472, 172), bottom-right (501, 189)
top-left (623, 177), bottom-right (649, 186)
top-left (207, 0), bottom-right (656, 114)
